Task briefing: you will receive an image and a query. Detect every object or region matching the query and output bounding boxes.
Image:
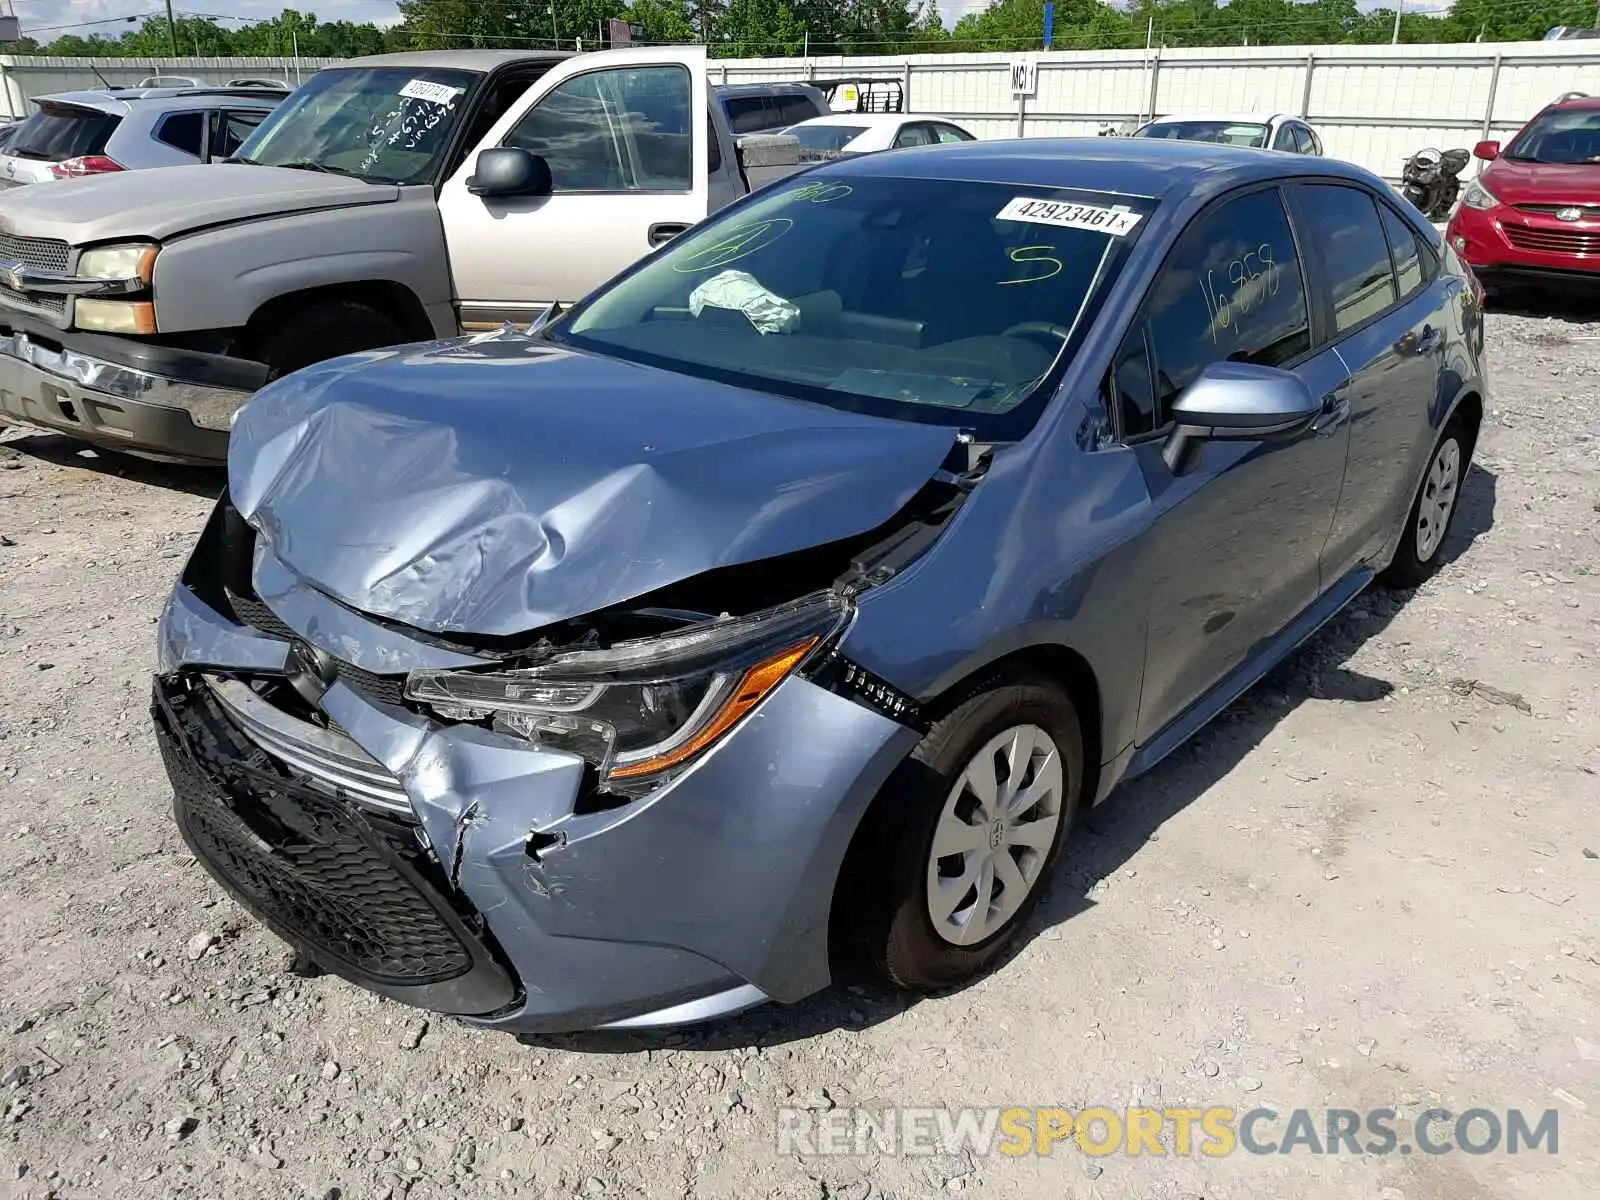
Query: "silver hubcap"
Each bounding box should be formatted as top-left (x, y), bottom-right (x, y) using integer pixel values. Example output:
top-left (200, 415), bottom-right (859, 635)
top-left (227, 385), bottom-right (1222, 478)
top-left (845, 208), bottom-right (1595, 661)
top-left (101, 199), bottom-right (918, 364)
top-left (926, 724), bottom-right (1064, 946)
top-left (1416, 438), bottom-right (1461, 562)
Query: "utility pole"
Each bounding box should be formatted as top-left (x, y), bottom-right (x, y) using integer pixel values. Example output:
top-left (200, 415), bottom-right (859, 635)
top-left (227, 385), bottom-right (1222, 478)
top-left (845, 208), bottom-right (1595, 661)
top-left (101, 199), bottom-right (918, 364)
top-left (1391, 0), bottom-right (1403, 44)
top-left (164, 0), bottom-right (179, 59)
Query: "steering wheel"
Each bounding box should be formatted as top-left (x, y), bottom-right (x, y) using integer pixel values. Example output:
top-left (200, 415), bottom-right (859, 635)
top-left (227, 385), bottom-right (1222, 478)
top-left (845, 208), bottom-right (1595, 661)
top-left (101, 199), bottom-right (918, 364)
top-left (1002, 321), bottom-right (1073, 348)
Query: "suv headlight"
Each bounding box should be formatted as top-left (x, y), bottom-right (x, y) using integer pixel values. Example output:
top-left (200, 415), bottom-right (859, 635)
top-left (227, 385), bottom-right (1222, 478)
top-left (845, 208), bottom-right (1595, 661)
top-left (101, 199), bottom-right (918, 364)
top-left (1460, 179), bottom-right (1498, 211)
top-left (405, 591), bottom-right (851, 790)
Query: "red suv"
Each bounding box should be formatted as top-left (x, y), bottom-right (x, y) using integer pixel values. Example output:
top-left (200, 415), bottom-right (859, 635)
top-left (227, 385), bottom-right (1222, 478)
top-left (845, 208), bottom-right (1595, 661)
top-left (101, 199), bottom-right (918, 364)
top-left (1446, 93), bottom-right (1600, 292)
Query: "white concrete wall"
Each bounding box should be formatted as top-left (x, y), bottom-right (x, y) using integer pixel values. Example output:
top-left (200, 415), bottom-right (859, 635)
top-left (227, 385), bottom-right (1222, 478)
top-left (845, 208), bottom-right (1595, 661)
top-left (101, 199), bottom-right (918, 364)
top-left (711, 40), bottom-right (1600, 178)
top-left (5, 40), bottom-right (1600, 179)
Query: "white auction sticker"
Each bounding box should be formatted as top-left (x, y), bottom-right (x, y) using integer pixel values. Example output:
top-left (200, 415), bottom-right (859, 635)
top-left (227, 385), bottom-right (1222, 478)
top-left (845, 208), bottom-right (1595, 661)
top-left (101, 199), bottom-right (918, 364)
top-left (399, 79), bottom-right (463, 106)
top-left (995, 196), bottom-right (1142, 236)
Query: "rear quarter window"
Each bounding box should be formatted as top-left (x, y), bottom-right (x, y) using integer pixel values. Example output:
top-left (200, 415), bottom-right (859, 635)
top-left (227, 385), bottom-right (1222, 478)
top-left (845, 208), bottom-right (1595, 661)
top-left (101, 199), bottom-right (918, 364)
top-left (156, 111), bottom-right (205, 157)
top-left (9, 103), bottom-right (120, 161)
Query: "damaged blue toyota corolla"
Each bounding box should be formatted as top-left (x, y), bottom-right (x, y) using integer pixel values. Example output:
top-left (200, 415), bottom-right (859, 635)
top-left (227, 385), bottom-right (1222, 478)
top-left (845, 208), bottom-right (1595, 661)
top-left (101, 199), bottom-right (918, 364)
top-left (152, 139), bottom-right (1486, 1033)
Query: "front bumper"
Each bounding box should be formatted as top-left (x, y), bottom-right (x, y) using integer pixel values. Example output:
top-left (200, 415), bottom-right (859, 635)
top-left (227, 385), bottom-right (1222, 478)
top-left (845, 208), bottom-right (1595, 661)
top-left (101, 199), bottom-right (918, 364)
top-left (0, 314), bottom-right (267, 462)
top-left (152, 577), bottom-right (919, 1033)
top-left (1446, 202), bottom-right (1600, 284)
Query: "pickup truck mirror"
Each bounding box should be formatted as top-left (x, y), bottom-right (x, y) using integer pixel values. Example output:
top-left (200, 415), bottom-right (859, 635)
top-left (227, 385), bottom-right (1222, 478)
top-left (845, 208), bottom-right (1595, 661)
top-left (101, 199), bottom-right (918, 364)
top-left (466, 148), bottom-right (553, 199)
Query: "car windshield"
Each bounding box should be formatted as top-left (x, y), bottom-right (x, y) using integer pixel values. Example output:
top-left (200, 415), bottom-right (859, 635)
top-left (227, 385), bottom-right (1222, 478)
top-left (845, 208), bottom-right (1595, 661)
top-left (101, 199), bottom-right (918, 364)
top-left (1135, 120), bottom-right (1270, 148)
top-left (230, 66), bottom-right (480, 184)
top-left (785, 123), bottom-right (868, 151)
top-left (556, 174), bottom-right (1149, 438)
top-left (1503, 108), bottom-right (1600, 163)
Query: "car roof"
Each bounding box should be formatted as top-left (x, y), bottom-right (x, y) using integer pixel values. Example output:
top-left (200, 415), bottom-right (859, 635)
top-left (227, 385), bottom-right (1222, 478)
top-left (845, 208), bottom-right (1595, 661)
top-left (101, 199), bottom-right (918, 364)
top-left (32, 87), bottom-right (283, 114)
top-left (338, 49), bottom-right (571, 73)
top-left (822, 136), bottom-right (1373, 199)
top-left (1142, 111), bottom-right (1292, 125)
top-left (715, 82), bottom-right (822, 97)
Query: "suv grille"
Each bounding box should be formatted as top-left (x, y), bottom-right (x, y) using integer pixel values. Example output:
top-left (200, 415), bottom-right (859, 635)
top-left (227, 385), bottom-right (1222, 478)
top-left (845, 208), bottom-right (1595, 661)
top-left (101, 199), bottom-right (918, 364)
top-left (1503, 224), bottom-right (1600, 255)
top-left (153, 675), bottom-right (512, 1003)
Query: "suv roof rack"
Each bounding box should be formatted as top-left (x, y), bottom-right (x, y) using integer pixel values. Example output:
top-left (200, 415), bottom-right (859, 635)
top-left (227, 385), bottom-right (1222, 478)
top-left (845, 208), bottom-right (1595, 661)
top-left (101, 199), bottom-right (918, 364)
top-left (1557, 90), bottom-right (1591, 101)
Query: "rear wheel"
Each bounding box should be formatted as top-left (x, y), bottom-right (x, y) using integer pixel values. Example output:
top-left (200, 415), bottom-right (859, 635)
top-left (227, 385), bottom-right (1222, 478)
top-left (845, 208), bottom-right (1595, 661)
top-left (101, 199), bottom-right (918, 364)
top-left (247, 300), bottom-right (405, 381)
top-left (1381, 417), bottom-right (1469, 588)
top-left (847, 677), bottom-right (1083, 991)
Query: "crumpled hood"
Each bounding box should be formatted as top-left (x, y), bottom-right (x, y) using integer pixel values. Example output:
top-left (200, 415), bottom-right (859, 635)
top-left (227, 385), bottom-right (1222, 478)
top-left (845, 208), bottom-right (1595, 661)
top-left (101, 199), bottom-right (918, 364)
top-left (228, 333), bottom-right (959, 637)
top-left (0, 165), bottom-right (398, 244)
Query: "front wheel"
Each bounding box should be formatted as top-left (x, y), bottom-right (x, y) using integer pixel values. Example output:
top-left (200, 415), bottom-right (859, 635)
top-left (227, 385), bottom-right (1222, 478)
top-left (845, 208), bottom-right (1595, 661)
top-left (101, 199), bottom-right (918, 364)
top-left (847, 676), bottom-right (1084, 992)
top-left (1380, 417), bottom-right (1469, 588)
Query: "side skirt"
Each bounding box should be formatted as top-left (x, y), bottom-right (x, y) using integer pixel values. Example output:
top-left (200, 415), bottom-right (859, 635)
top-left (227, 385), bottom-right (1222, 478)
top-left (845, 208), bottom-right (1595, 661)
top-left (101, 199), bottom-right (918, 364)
top-left (1122, 566), bottom-right (1374, 783)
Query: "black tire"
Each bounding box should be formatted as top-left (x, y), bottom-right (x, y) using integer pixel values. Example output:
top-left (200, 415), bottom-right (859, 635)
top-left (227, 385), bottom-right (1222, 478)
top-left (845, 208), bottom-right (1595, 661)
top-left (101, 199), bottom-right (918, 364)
top-left (247, 300), bottom-right (405, 381)
top-left (845, 675), bottom-right (1084, 992)
top-left (1380, 416), bottom-right (1470, 589)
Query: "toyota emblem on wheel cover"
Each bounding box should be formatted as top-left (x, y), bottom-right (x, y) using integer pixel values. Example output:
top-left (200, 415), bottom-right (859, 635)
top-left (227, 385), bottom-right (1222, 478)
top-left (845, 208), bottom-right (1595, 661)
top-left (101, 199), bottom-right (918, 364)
top-left (1556, 206), bottom-right (1584, 222)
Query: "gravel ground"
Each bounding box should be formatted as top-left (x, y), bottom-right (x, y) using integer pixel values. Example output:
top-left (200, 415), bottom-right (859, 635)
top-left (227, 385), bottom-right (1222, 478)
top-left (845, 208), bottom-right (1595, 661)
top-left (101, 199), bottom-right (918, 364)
top-left (1, 311), bottom-right (1597, 1200)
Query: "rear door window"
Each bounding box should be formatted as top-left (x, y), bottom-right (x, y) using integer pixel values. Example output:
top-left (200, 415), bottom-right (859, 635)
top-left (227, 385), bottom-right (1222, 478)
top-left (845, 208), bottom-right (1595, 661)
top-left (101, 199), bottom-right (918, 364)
top-left (1297, 184), bottom-right (1398, 333)
top-left (8, 103), bottom-right (120, 161)
top-left (156, 111), bottom-right (205, 157)
top-left (210, 109), bottom-right (267, 160)
top-left (776, 94), bottom-right (820, 125)
top-left (1272, 122), bottom-right (1298, 151)
top-left (933, 123), bottom-right (974, 143)
top-left (725, 96), bottom-right (774, 134)
top-left (1140, 186), bottom-right (1311, 430)
top-left (893, 123), bottom-right (936, 148)
top-left (1378, 202), bottom-right (1428, 300)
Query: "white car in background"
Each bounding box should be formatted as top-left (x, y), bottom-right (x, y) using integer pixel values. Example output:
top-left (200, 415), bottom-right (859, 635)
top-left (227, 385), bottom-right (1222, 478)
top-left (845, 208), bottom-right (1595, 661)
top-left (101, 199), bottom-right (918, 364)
top-left (1132, 111), bottom-right (1324, 155)
top-left (780, 113), bottom-right (977, 155)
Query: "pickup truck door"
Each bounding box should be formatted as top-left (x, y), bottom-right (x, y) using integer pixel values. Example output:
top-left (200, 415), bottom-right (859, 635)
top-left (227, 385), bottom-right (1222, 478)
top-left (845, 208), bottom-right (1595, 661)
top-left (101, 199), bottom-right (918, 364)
top-left (438, 45), bottom-right (711, 329)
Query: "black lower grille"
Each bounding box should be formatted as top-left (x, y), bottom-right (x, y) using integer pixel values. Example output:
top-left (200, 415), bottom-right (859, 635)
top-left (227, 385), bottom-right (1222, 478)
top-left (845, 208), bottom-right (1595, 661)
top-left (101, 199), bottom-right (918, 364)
top-left (226, 589), bottom-right (296, 639)
top-left (153, 675), bottom-right (515, 1011)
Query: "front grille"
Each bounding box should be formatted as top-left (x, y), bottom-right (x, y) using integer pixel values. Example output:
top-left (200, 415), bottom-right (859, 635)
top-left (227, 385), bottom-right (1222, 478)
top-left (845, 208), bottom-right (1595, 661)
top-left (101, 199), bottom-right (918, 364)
top-left (206, 676), bottom-right (410, 814)
top-left (0, 283), bottom-right (65, 316)
top-left (1503, 224), bottom-right (1600, 255)
top-left (0, 231), bottom-right (70, 272)
top-left (154, 676), bottom-right (493, 991)
top-left (1515, 203), bottom-right (1600, 218)
top-left (225, 589), bottom-right (410, 708)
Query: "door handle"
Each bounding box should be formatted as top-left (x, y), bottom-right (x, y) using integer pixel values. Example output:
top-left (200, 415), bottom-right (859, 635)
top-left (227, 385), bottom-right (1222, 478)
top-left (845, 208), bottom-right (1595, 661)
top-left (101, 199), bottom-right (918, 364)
top-left (1312, 391), bottom-right (1350, 435)
top-left (1411, 324), bottom-right (1443, 355)
top-left (649, 222), bottom-right (690, 247)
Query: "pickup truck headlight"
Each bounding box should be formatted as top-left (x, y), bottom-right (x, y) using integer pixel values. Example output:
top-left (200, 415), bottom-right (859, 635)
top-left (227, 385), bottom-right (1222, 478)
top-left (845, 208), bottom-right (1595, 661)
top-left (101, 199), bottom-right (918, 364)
top-left (1460, 179), bottom-right (1498, 211)
top-left (77, 243), bottom-right (158, 284)
top-left (405, 591), bottom-right (851, 789)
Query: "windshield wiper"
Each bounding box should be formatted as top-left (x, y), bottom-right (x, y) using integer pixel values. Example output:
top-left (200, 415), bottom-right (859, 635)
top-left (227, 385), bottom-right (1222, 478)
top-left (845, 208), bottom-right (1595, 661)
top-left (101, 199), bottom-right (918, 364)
top-left (272, 159), bottom-right (359, 178)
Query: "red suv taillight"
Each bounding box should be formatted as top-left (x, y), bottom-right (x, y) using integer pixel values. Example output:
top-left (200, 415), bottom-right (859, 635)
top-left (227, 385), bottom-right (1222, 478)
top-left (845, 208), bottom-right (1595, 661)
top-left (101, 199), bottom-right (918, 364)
top-left (50, 155), bottom-right (124, 179)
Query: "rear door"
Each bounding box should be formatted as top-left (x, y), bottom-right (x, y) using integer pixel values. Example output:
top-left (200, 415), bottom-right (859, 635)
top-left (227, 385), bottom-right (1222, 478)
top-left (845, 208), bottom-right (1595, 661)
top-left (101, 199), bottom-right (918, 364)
top-left (438, 46), bottom-right (711, 328)
top-left (1308, 186), bottom-right (1453, 578)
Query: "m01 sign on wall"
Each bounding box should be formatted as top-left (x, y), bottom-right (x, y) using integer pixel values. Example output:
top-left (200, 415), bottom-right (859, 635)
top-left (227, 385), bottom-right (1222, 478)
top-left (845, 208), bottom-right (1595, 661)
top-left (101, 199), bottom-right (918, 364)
top-left (1010, 58), bottom-right (1039, 98)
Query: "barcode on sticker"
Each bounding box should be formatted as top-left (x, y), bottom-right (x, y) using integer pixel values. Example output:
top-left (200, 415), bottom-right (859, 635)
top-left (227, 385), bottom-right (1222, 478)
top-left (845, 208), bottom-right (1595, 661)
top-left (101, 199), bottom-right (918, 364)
top-left (995, 197), bottom-right (1142, 236)
top-left (399, 79), bottom-right (462, 106)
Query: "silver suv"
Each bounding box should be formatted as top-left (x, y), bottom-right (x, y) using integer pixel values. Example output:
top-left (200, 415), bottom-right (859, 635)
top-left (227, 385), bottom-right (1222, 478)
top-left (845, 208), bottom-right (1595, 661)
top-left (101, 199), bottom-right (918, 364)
top-left (0, 83), bottom-right (286, 187)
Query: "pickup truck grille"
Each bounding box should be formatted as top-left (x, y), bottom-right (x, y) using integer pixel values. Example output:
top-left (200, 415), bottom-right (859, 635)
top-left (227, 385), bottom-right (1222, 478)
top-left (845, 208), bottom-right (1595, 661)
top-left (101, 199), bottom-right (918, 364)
top-left (0, 232), bottom-right (72, 319)
top-left (0, 232), bottom-right (70, 273)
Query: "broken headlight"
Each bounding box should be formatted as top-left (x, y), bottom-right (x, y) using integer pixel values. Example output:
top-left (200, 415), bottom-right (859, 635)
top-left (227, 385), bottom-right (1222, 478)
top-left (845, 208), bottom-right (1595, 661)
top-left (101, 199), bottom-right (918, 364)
top-left (404, 592), bottom-right (851, 788)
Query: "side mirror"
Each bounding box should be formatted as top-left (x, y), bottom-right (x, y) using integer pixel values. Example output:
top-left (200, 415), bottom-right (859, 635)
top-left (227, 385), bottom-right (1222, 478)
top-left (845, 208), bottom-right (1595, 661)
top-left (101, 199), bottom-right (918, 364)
top-left (466, 147), bottom-right (552, 199)
top-left (1162, 361), bottom-right (1321, 473)
top-left (1473, 139), bottom-right (1500, 161)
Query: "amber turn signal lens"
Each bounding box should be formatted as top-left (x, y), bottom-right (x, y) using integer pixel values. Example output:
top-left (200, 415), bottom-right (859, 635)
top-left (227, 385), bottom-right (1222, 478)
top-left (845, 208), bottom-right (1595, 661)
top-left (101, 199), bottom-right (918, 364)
top-left (607, 637), bottom-right (819, 781)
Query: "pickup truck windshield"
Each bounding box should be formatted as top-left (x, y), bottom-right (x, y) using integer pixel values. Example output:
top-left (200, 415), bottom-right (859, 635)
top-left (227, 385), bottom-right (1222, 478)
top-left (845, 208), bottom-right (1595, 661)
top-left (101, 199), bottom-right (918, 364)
top-left (559, 175), bottom-right (1148, 438)
top-left (231, 66), bottom-right (479, 184)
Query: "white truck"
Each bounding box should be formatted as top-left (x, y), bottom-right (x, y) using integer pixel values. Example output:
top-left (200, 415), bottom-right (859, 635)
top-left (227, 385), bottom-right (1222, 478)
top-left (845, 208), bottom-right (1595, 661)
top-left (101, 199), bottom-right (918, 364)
top-left (0, 46), bottom-right (808, 462)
